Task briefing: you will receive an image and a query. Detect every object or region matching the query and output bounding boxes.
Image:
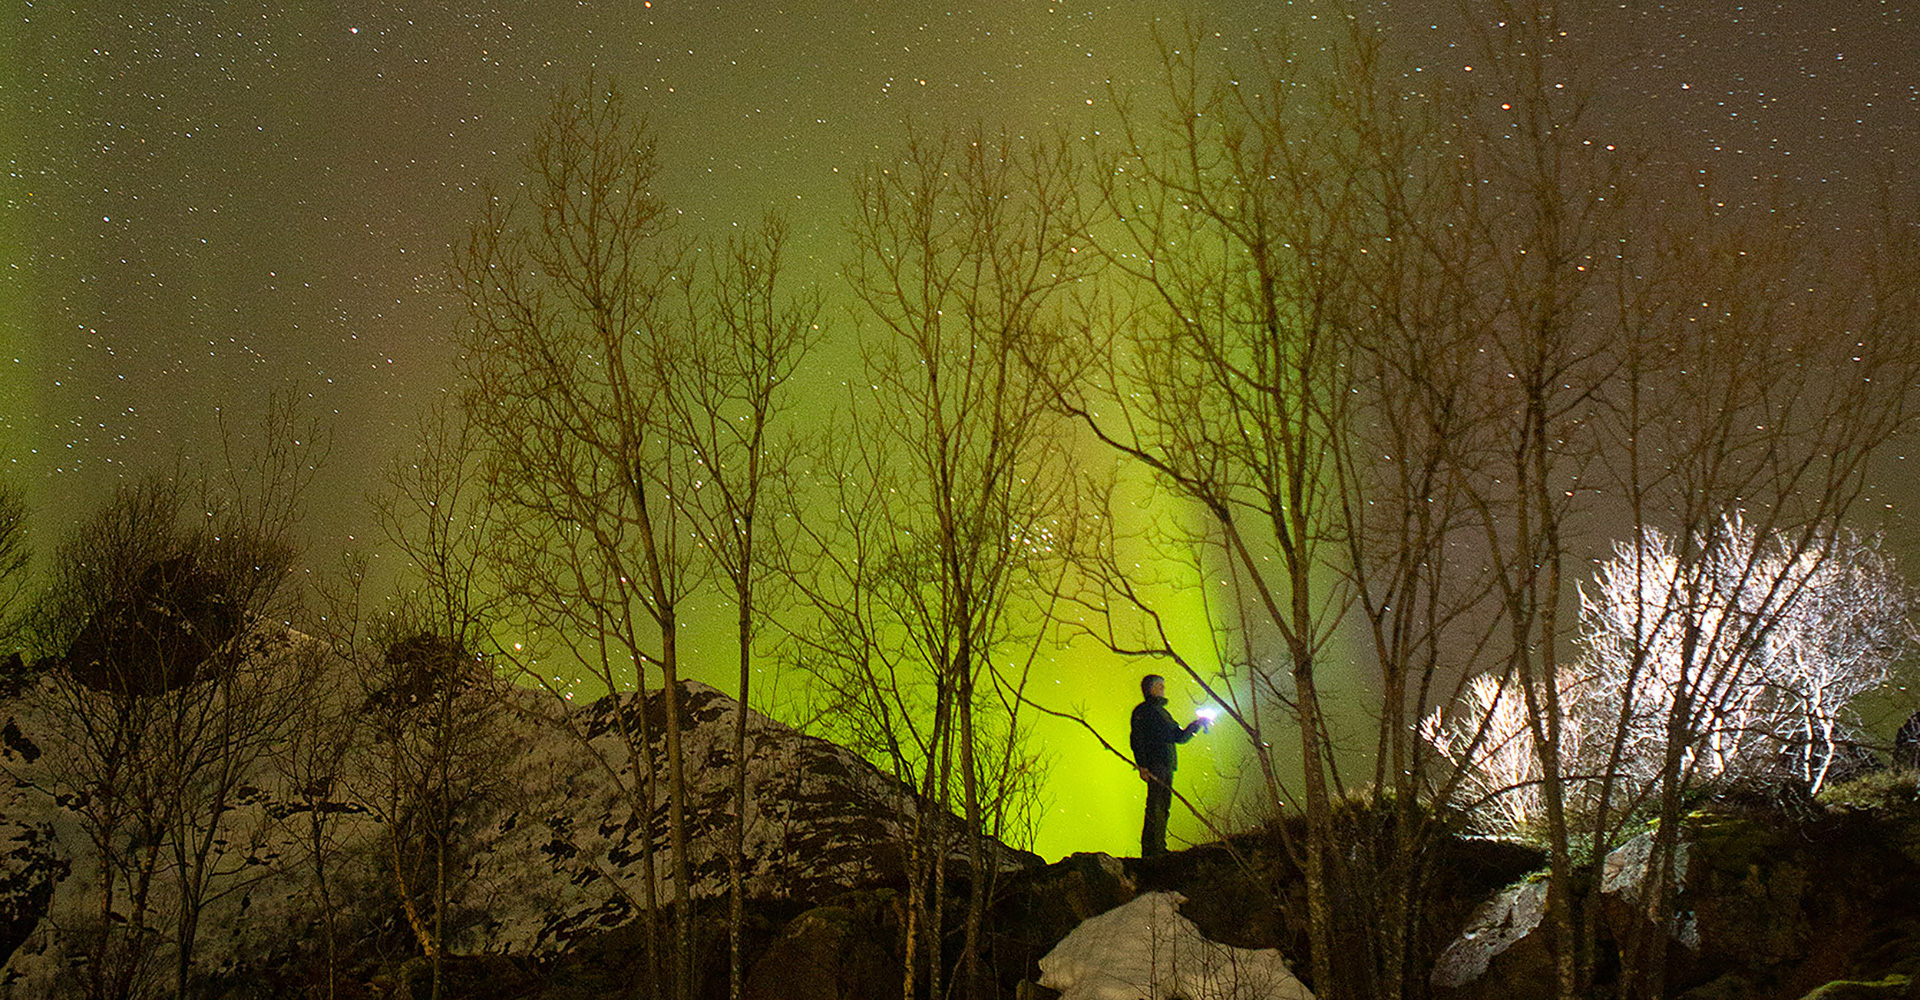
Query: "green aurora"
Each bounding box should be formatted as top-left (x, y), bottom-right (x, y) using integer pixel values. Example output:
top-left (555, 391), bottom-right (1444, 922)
top-left (7, 0), bottom-right (1917, 861)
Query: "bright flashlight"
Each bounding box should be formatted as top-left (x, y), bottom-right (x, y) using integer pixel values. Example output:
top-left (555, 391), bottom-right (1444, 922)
top-left (1195, 704), bottom-right (1220, 724)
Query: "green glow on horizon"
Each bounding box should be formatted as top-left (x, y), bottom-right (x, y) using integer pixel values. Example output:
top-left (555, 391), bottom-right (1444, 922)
top-left (15, 0), bottom-right (1368, 865)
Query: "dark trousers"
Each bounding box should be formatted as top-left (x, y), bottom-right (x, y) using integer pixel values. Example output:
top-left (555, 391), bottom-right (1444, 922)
top-left (1142, 766), bottom-right (1173, 857)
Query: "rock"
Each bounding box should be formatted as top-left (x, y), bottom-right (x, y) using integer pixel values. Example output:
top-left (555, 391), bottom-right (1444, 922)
top-left (1796, 975), bottom-right (1919, 1000)
top-left (1896, 711), bottom-right (1920, 771)
top-left (1677, 973), bottom-right (1758, 1000)
top-left (1430, 877), bottom-right (1551, 993)
top-left (990, 851), bottom-right (1135, 990)
top-left (0, 664), bottom-right (1035, 994)
top-left (1126, 836), bottom-right (1290, 952)
top-left (0, 764), bottom-right (61, 972)
top-left (1433, 788), bottom-right (1920, 1000)
top-left (1037, 891), bottom-right (1314, 1000)
top-left (741, 890), bottom-right (899, 1000)
top-left (1682, 813), bottom-right (1809, 979)
top-left (1433, 832), bottom-right (1695, 999)
top-left (463, 680), bottom-right (1036, 955)
top-left (60, 553), bottom-right (244, 696)
top-left (1601, 830), bottom-right (1690, 901)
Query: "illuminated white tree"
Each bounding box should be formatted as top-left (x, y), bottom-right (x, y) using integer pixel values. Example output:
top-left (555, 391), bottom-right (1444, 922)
top-left (1434, 521), bottom-right (1915, 837)
top-left (1422, 673), bottom-right (1547, 835)
top-left (1424, 667), bottom-right (1612, 838)
top-left (1755, 531), bottom-right (1915, 790)
top-left (1579, 519), bottom-right (1915, 797)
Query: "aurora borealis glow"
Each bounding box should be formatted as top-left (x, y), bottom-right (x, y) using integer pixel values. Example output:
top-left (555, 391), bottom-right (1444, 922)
top-left (7, 0), bottom-right (1919, 860)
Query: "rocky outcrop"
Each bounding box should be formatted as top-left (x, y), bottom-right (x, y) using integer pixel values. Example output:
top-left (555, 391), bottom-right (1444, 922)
top-left (0, 794), bottom-right (59, 979)
top-left (0, 666), bottom-right (1034, 995)
top-left (742, 889), bottom-right (902, 1000)
top-left (984, 851), bottom-right (1138, 997)
top-left (1434, 773), bottom-right (1920, 1000)
top-left (1430, 877), bottom-right (1551, 992)
top-left (465, 680), bottom-right (1034, 955)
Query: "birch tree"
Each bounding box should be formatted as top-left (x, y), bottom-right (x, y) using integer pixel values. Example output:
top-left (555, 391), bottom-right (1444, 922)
top-left (785, 126), bottom-right (1084, 1000)
top-left (454, 78), bottom-right (701, 1000)
top-left (661, 213), bottom-right (819, 1000)
top-left (27, 413), bottom-right (317, 1000)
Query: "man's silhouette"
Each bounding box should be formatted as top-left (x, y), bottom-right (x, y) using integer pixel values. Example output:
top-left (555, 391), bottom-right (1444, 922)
top-left (1129, 673), bottom-right (1205, 857)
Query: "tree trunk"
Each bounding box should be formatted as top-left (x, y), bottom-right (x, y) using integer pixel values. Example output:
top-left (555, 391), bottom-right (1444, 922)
top-left (730, 582), bottom-right (752, 1000)
top-left (661, 618), bottom-right (693, 1000)
top-left (959, 659), bottom-right (987, 1000)
top-left (1293, 657), bottom-right (1338, 999)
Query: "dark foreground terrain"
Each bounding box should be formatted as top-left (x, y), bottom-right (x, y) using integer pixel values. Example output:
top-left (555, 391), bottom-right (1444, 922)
top-left (8, 675), bottom-right (1920, 999)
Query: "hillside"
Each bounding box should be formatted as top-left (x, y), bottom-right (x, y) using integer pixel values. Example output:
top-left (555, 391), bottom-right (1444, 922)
top-left (0, 665), bottom-right (1034, 995)
top-left (9, 654), bottom-right (1920, 1000)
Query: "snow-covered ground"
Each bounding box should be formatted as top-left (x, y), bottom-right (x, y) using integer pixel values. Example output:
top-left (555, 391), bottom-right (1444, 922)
top-left (1039, 891), bottom-right (1315, 1000)
top-left (0, 665), bottom-right (1029, 995)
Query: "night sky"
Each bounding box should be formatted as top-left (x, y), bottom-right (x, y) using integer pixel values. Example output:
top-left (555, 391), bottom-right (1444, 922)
top-left (7, 0), bottom-right (1918, 858)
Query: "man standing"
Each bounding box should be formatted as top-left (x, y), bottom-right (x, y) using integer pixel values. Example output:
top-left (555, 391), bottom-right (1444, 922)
top-left (1129, 673), bottom-right (1206, 857)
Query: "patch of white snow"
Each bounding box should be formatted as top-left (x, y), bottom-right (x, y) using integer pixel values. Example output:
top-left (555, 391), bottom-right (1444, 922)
top-left (1037, 891), bottom-right (1314, 1000)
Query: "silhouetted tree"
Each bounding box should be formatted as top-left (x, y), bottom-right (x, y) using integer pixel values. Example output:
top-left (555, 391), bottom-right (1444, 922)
top-left (784, 126), bottom-right (1082, 1000)
top-left (26, 406), bottom-right (317, 1000)
top-left (454, 78), bottom-right (700, 1000)
top-left (661, 213), bottom-right (819, 1000)
top-left (0, 482), bottom-right (31, 668)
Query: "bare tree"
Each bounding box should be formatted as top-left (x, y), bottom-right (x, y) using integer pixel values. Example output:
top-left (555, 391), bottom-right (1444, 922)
top-left (783, 125), bottom-right (1083, 1000)
top-left (1053, 20), bottom-right (1387, 995)
top-left (1577, 522), bottom-right (1916, 799)
top-left (1408, 8), bottom-right (1920, 987)
top-left (1056, 13), bottom-right (1606, 998)
top-left (660, 212), bottom-right (819, 1000)
top-left (453, 77), bottom-right (701, 1000)
top-left (24, 408), bottom-right (317, 1000)
top-left (1541, 156), bottom-right (1914, 993)
top-left (1763, 533), bottom-right (1918, 790)
top-left (1433, 6), bottom-right (1625, 995)
top-left (0, 482), bottom-right (32, 707)
top-left (0, 483), bottom-right (29, 663)
top-left (268, 401), bottom-right (498, 1000)
top-left (271, 610), bottom-right (360, 1000)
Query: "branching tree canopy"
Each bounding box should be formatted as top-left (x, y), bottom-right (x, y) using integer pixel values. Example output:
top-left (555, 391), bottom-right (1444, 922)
top-left (454, 77), bottom-right (704, 1000)
top-left (0, 484), bottom-right (31, 667)
top-left (1581, 521), bottom-right (1917, 796)
top-left (24, 407), bottom-right (318, 1000)
top-left (780, 125), bottom-right (1087, 1000)
top-left (1430, 522), bottom-right (1917, 833)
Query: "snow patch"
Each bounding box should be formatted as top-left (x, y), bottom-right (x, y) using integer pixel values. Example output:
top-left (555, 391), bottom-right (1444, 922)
top-left (1038, 891), bottom-right (1314, 1000)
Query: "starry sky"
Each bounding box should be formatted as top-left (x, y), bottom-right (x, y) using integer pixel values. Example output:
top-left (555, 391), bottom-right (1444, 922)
top-left (6, 0), bottom-right (1918, 858)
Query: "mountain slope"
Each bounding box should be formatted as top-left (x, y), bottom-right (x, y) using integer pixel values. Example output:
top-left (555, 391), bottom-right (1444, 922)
top-left (0, 668), bottom-right (1034, 994)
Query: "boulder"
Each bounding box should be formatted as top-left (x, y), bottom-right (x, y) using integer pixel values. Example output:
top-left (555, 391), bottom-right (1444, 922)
top-left (991, 851), bottom-right (1135, 989)
top-left (1127, 836), bottom-right (1291, 953)
top-left (741, 890), bottom-right (899, 1000)
top-left (1434, 784), bottom-right (1920, 1000)
top-left (1433, 832), bottom-right (1695, 1000)
top-left (1430, 877), bottom-right (1551, 992)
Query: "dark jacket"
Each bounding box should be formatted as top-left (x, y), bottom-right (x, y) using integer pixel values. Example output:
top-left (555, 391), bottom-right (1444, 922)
top-left (1131, 695), bottom-right (1198, 773)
